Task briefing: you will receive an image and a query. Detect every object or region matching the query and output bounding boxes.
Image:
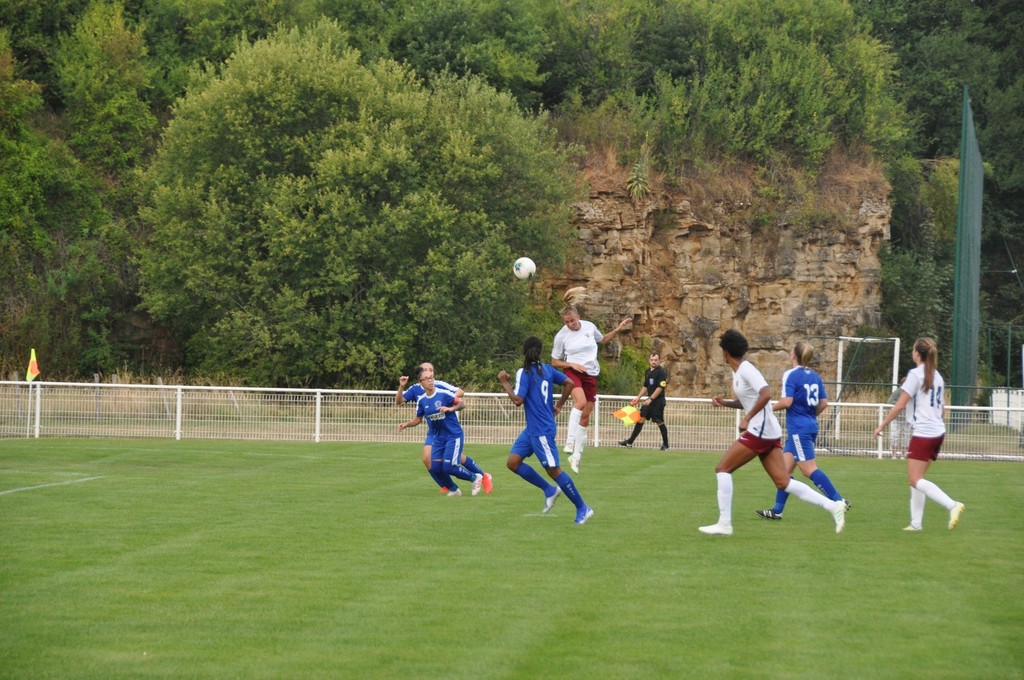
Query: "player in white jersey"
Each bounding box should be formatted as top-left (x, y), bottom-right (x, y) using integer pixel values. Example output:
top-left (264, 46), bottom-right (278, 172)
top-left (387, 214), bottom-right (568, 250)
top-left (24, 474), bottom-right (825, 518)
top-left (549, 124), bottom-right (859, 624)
top-left (551, 305), bottom-right (631, 473)
top-left (699, 330), bottom-right (847, 536)
top-left (874, 337), bottom-right (965, 531)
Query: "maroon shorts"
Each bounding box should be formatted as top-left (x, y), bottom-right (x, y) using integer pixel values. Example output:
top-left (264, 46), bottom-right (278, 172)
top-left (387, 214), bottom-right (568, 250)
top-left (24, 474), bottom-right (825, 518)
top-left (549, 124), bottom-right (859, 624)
top-left (737, 431), bottom-right (782, 455)
top-left (564, 368), bottom-right (598, 402)
top-left (907, 434), bottom-right (944, 461)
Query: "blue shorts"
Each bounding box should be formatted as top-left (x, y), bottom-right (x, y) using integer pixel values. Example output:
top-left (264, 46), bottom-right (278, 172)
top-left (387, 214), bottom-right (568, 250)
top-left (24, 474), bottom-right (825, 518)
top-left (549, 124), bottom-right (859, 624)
top-left (509, 430), bottom-right (561, 469)
top-left (783, 432), bottom-right (818, 462)
top-left (433, 435), bottom-right (464, 466)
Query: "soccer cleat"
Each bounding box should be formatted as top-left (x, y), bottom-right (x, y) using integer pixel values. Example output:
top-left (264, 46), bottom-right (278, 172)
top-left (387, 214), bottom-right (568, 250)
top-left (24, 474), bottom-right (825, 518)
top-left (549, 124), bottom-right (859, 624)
top-left (903, 524), bottom-right (922, 532)
top-left (949, 502), bottom-right (965, 530)
top-left (755, 509), bottom-right (783, 521)
top-left (543, 486), bottom-right (562, 513)
top-left (472, 473), bottom-right (484, 496)
top-left (698, 523), bottom-right (733, 536)
top-left (618, 439), bottom-right (633, 448)
top-left (575, 506), bottom-right (595, 524)
top-left (569, 453), bottom-right (581, 474)
top-left (482, 472), bottom-right (493, 494)
top-left (832, 499), bottom-right (847, 534)
top-left (446, 488), bottom-right (462, 497)
top-left (439, 487), bottom-right (449, 494)
top-left (563, 440), bottom-right (574, 453)
top-left (660, 444), bottom-right (670, 451)
top-left (843, 498), bottom-right (852, 512)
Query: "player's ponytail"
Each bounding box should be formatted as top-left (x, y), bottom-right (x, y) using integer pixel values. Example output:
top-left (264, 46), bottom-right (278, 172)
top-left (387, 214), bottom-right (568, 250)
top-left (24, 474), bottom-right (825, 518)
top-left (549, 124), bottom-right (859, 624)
top-left (523, 336), bottom-right (544, 378)
top-left (914, 337), bottom-right (938, 391)
top-left (794, 341), bottom-right (814, 367)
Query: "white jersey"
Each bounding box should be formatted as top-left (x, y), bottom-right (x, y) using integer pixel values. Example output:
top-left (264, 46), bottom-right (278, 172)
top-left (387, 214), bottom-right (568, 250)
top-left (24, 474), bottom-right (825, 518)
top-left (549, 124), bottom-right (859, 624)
top-left (552, 320), bottom-right (603, 376)
top-left (901, 365), bottom-right (945, 438)
top-left (733, 360), bottom-right (782, 440)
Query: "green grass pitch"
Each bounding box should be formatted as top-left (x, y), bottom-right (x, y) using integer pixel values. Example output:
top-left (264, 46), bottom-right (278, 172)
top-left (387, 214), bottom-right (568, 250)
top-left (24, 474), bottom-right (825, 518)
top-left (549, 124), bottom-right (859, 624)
top-left (2, 439), bottom-right (1022, 679)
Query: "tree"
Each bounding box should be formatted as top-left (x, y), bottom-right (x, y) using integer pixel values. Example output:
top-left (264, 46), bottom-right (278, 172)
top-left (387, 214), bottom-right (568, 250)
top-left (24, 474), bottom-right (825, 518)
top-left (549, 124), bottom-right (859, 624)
top-left (0, 30), bottom-right (130, 377)
top-left (54, 0), bottom-right (157, 176)
top-left (137, 19), bottom-right (578, 386)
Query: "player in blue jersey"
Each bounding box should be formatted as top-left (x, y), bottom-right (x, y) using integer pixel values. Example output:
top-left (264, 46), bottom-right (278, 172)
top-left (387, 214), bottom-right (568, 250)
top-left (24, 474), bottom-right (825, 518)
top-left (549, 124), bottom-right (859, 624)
top-left (397, 372), bottom-right (489, 497)
top-left (755, 341), bottom-right (847, 521)
top-left (497, 336), bottom-right (594, 524)
top-left (874, 337), bottom-right (965, 531)
top-left (397, 363), bottom-right (491, 494)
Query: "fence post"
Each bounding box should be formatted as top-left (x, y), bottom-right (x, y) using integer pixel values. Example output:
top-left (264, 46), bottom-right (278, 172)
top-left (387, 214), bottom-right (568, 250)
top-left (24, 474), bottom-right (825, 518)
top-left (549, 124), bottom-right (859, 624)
top-left (33, 382), bottom-right (41, 438)
top-left (175, 387), bottom-right (183, 440)
top-left (315, 391), bottom-right (322, 443)
top-left (877, 404), bottom-right (885, 459)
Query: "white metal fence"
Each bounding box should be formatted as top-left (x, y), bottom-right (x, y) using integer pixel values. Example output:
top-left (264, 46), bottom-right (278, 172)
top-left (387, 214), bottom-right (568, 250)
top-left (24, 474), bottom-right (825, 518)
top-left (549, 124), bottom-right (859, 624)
top-left (3, 381), bottom-right (1022, 461)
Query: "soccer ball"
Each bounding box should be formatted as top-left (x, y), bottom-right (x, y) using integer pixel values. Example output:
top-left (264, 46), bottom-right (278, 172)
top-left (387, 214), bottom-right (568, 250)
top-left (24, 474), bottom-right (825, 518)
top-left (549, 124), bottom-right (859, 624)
top-left (513, 257), bottom-right (536, 280)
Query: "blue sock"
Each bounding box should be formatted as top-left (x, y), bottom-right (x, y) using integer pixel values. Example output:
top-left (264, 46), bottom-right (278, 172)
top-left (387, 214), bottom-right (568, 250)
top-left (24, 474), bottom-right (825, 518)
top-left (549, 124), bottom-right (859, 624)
top-left (772, 485), bottom-right (790, 514)
top-left (514, 462), bottom-right (553, 492)
top-left (430, 461), bottom-right (457, 491)
top-left (554, 471), bottom-right (585, 510)
top-left (428, 468), bottom-right (449, 489)
top-left (444, 462), bottom-right (476, 482)
top-left (809, 469), bottom-right (841, 501)
top-left (462, 455), bottom-right (484, 476)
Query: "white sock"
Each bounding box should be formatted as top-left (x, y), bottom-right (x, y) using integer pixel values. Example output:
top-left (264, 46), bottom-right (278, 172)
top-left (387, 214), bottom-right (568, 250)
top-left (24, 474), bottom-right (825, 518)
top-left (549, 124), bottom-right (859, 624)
top-left (909, 485), bottom-right (926, 528)
top-left (566, 407), bottom-right (582, 444)
top-left (716, 472), bottom-right (733, 525)
top-left (784, 478), bottom-right (834, 511)
top-left (915, 479), bottom-right (955, 510)
top-left (573, 428), bottom-right (587, 458)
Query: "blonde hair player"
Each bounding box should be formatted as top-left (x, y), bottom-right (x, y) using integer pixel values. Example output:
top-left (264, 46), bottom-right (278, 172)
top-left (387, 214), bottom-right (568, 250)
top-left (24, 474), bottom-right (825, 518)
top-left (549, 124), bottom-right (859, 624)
top-left (873, 338), bottom-right (965, 531)
top-left (551, 287), bottom-right (631, 473)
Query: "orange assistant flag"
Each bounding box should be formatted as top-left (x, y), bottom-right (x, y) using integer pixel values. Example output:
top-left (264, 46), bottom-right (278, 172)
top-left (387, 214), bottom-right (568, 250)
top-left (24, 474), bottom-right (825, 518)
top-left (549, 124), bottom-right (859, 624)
top-left (26, 348), bottom-right (40, 382)
top-left (612, 404), bottom-right (641, 426)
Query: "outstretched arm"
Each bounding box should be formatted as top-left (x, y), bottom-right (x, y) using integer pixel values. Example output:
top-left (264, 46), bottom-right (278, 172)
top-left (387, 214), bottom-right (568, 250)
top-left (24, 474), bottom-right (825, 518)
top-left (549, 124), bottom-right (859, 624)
top-left (598, 317), bottom-right (632, 345)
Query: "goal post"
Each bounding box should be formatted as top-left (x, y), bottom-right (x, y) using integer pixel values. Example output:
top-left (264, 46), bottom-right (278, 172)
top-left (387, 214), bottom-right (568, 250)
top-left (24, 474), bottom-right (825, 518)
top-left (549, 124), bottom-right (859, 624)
top-left (810, 335), bottom-right (901, 445)
top-left (835, 336), bottom-right (901, 400)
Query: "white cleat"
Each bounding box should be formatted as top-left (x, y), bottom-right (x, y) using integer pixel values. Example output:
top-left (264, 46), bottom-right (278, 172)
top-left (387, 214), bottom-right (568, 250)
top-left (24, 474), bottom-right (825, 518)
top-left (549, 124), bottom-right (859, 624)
top-left (543, 486), bottom-right (562, 513)
top-left (569, 453), bottom-right (581, 474)
top-left (446, 488), bottom-right (462, 497)
top-left (563, 440), bottom-right (575, 454)
top-left (949, 502), bottom-right (965, 530)
top-left (902, 524), bottom-right (922, 532)
top-left (832, 499), bottom-right (847, 534)
top-left (698, 523), bottom-right (733, 536)
top-left (471, 473), bottom-right (484, 496)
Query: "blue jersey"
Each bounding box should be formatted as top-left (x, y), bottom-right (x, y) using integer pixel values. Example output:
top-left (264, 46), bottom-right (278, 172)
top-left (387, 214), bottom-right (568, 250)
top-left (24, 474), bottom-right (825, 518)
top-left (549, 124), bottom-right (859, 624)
top-left (513, 363), bottom-right (569, 436)
top-left (780, 366), bottom-right (827, 436)
top-left (415, 388), bottom-right (463, 442)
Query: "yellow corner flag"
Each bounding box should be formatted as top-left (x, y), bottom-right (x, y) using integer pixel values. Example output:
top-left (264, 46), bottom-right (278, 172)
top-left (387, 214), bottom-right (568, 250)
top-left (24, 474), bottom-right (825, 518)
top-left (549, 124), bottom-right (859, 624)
top-left (26, 348), bottom-right (40, 382)
top-left (612, 404), bottom-right (641, 427)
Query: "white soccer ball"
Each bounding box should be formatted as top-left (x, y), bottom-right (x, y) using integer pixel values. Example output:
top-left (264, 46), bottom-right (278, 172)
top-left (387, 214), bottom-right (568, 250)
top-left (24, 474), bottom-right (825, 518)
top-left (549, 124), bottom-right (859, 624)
top-left (513, 257), bottom-right (536, 280)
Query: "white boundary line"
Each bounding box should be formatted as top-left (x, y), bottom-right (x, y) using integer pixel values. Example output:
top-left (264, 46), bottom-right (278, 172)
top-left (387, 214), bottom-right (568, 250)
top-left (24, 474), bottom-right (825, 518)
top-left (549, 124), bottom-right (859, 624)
top-left (0, 476), bottom-right (104, 496)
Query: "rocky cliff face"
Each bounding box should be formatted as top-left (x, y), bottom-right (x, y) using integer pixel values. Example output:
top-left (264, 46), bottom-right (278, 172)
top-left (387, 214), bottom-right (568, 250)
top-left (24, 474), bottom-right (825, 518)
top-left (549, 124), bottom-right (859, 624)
top-left (541, 174), bottom-right (892, 396)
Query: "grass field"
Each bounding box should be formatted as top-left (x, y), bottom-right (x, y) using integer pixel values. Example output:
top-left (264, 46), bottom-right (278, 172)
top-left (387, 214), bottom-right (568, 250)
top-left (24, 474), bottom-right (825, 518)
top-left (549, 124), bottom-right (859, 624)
top-left (2, 439), bottom-right (1022, 679)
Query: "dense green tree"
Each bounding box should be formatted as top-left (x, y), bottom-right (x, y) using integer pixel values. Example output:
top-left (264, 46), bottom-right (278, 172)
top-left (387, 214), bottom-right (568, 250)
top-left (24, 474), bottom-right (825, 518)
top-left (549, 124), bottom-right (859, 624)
top-left (386, 0), bottom-right (550, 109)
top-left (137, 19), bottom-right (577, 386)
top-left (55, 1), bottom-right (157, 175)
top-left (0, 31), bottom-right (130, 377)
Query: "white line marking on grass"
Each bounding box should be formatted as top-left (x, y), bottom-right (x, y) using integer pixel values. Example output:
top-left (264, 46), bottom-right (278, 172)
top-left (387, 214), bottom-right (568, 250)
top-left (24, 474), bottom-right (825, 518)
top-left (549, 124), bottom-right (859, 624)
top-left (0, 476), bottom-right (104, 496)
top-left (239, 452), bottom-right (322, 460)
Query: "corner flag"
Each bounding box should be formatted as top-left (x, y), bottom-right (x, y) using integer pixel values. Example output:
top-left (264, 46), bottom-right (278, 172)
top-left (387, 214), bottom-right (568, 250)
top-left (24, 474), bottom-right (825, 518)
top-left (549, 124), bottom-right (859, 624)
top-left (612, 404), bottom-right (641, 426)
top-left (26, 348), bottom-right (40, 382)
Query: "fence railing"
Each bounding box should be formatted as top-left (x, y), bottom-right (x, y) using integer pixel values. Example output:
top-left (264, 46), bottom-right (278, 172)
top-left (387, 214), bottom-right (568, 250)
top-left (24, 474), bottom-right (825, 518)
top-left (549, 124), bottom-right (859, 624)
top-left (3, 381), bottom-right (1022, 461)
